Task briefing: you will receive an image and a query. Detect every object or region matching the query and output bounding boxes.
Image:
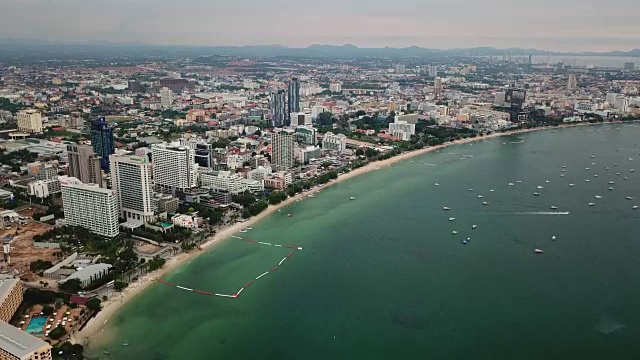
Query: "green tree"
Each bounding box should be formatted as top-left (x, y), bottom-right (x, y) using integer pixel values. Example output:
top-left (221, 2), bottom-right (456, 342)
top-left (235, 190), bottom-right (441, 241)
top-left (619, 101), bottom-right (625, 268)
top-left (355, 149), bottom-right (365, 156)
top-left (86, 298), bottom-right (102, 311)
top-left (114, 281), bottom-right (127, 292)
top-left (316, 112), bottom-right (334, 127)
top-left (42, 305), bottom-right (54, 316)
top-left (49, 325), bottom-right (67, 340)
top-left (59, 279), bottom-right (82, 292)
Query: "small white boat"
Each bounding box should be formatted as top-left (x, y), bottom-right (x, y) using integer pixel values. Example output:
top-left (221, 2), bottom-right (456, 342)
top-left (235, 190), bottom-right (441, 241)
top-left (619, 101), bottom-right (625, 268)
top-left (545, 180), bottom-right (550, 184)
top-left (550, 206), bottom-right (558, 210)
top-left (630, 169), bottom-right (635, 172)
top-left (516, 180), bottom-right (522, 183)
top-left (633, 206), bottom-right (639, 210)
top-left (461, 239), bottom-right (468, 245)
top-left (468, 188), bottom-right (474, 191)
top-left (616, 173), bottom-right (621, 175)
top-left (590, 155), bottom-right (595, 158)
top-left (585, 167), bottom-right (591, 171)
top-left (478, 195), bottom-right (484, 198)
top-left (591, 163), bottom-right (596, 165)
top-left (626, 196), bottom-right (633, 200)
top-left (629, 158), bottom-right (634, 161)
top-left (551, 236), bottom-right (556, 240)
top-left (613, 163), bottom-right (619, 167)
top-left (537, 186), bottom-right (544, 189)
top-left (562, 165), bottom-right (567, 168)
top-left (562, 169), bottom-right (567, 172)
top-left (585, 179), bottom-right (591, 182)
top-left (308, 194), bottom-right (315, 198)
top-left (561, 174), bottom-right (565, 177)
top-left (533, 192), bottom-right (540, 196)
top-left (472, 225), bottom-right (477, 229)
top-left (588, 203), bottom-right (596, 206)
top-left (508, 183), bottom-right (515, 186)
top-left (245, 227), bottom-right (253, 230)
top-left (569, 184), bottom-right (575, 187)
top-left (350, 196), bottom-right (356, 200)
top-left (435, 183), bottom-right (440, 186)
top-left (534, 249), bottom-right (544, 254)
top-left (452, 231), bottom-right (458, 235)
top-left (594, 195), bottom-right (603, 199)
top-left (449, 217), bottom-right (456, 221)
top-left (442, 207), bottom-right (450, 211)
top-left (482, 202), bottom-right (489, 205)
top-left (594, 174), bottom-right (598, 177)
top-left (609, 187), bottom-right (614, 191)
top-left (624, 177), bottom-right (629, 180)
top-left (490, 189), bottom-right (495, 192)
top-left (239, 230), bottom-right (247, 233)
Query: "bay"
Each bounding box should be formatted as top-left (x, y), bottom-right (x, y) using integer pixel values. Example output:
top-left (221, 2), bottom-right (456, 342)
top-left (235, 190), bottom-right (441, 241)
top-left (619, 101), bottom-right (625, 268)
top-left (89, 124), bottom-right (640, 359)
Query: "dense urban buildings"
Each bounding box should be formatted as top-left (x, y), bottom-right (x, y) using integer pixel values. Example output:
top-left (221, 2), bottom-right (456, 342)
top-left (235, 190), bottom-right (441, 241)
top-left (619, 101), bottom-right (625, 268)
top-left (60, 176), bottom-right (119, 238)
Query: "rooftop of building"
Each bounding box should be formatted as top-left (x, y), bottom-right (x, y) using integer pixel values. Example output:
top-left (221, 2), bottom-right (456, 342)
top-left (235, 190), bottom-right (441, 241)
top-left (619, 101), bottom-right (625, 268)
top-left (0, 320), bottom-right (50, 360)
top-left (0, 278), bottom-right (19, 301)
top-left (59, 263), bottom-right (112, 284)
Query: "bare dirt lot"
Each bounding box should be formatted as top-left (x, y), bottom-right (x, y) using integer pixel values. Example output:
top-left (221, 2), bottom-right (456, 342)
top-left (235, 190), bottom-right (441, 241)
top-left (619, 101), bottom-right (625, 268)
top-left (1, 221), bottom-right (57, 281)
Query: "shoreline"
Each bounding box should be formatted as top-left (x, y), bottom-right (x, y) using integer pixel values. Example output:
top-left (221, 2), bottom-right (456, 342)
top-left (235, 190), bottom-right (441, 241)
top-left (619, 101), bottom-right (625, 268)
top-left (74, 121), bottom-right (608, 346)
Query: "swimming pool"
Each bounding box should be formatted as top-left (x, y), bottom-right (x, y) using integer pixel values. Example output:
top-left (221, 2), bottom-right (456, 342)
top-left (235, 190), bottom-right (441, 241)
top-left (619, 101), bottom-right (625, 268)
top-left (25, 316), bottom-right (48, 335)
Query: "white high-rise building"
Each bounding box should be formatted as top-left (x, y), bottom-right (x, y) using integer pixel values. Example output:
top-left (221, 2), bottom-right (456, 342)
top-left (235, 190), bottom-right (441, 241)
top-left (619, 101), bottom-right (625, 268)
top-left (389, 121), bottom-right (416, 141)
top-left (60, 176), bottom-right (119, 238)
top-left (428, 65), bottom-right (438, 77)
top-left (160, 87), bottom-right (173, 109)
top-left (152, 142), bottom-right (198, 191)
top-left (271, 128), bottom-right (295, 171)
top-left (329, 83), bottom-right (342, 92)
top-left (567, 74), bottom-right (577, 90)
top-left (110, 154), bottom-right (154, 223)
top-left (17, 109), bottom-right (43, 133)
top-left (322, 132), bottom-right (347, 152)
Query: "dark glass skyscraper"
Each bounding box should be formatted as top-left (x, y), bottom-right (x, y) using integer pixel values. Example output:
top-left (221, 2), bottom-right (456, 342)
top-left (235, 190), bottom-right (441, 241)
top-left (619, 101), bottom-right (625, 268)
top-left (90, 116), bottom-right (115, 172)
top-left (287, 77), bottom-right (300, 125)
top-left (271, 90), bottom-right (287, 127)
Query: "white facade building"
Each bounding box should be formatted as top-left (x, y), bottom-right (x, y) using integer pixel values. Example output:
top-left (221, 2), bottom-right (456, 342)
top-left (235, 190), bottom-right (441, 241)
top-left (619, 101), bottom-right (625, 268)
top-left (110, 154), bottom-right (154, 223)
top-left (17, 109), bottom-right (43, 133)
top-left (389, 120), bottom-right (416, 140)
top-left (200, 171), bottom-right (248, 194)
top-left (60, 176), bottom-right (119, 238)
top-left (152, 142), bottom-right (198, 191)
top-left (160, 87), bottom-right (173, 108)
top-left (329, 83), bottom-right (342, 92)
top-left (322, 132), bottom-right (347, 152)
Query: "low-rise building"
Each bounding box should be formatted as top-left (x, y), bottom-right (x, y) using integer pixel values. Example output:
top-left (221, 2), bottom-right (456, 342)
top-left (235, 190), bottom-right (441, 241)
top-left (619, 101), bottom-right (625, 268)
top-left (59, 263), bottom-right (112, 287)
top-left (322, 132), bottom-right (347, 152)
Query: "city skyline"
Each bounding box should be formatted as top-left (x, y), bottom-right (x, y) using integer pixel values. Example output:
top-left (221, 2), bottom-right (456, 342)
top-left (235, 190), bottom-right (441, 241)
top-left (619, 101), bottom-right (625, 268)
top-left (1, 0), bottom-right (640, 52)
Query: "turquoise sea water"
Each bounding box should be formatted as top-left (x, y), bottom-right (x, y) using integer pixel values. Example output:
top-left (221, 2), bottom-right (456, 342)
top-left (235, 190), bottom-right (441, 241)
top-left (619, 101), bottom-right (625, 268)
top-left (25, 316), bottom-right (47, 335)
top-left (89, 124), bottom-right (640, 359)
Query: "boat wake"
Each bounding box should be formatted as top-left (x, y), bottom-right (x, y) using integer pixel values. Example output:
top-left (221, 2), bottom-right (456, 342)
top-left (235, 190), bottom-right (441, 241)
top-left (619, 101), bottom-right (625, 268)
top-left (512, 211), bottom-right (570, 215)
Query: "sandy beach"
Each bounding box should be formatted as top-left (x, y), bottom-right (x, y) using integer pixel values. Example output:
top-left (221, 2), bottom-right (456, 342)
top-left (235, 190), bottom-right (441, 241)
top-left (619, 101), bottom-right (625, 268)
top-left (74, 123), bottom-right (597, 346)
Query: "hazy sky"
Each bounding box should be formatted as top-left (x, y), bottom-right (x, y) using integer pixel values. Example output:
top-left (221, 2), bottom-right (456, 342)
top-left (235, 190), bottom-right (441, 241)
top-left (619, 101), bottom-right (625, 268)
top-left (1, 0), bottom-right (639, 51)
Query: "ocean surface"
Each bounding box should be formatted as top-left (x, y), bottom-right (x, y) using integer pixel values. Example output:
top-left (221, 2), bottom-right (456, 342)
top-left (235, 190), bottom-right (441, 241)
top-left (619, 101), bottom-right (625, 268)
top-left (89, 124), bottom-right (640, 359)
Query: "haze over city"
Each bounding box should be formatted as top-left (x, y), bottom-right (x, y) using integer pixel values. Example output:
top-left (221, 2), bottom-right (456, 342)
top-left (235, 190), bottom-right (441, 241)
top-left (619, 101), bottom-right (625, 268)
top-left (1, 0), bottom-right (640, 51)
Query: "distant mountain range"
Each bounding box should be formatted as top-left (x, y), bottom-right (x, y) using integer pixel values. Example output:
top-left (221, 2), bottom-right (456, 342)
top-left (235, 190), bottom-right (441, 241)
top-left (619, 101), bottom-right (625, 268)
top-left (1, 39), bottom-right (639, 59)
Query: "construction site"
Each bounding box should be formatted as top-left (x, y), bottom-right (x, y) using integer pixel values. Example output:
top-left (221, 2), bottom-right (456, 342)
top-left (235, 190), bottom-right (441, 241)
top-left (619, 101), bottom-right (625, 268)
top-left (1, 208), bottom-right (58, 282)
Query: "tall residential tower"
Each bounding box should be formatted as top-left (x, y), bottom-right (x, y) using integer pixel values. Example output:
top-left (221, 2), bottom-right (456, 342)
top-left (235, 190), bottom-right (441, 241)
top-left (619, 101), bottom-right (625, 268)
top-left (90, 116), bottom-right (115, 172)
top-left (110, 154), bottom-right (154, 223)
